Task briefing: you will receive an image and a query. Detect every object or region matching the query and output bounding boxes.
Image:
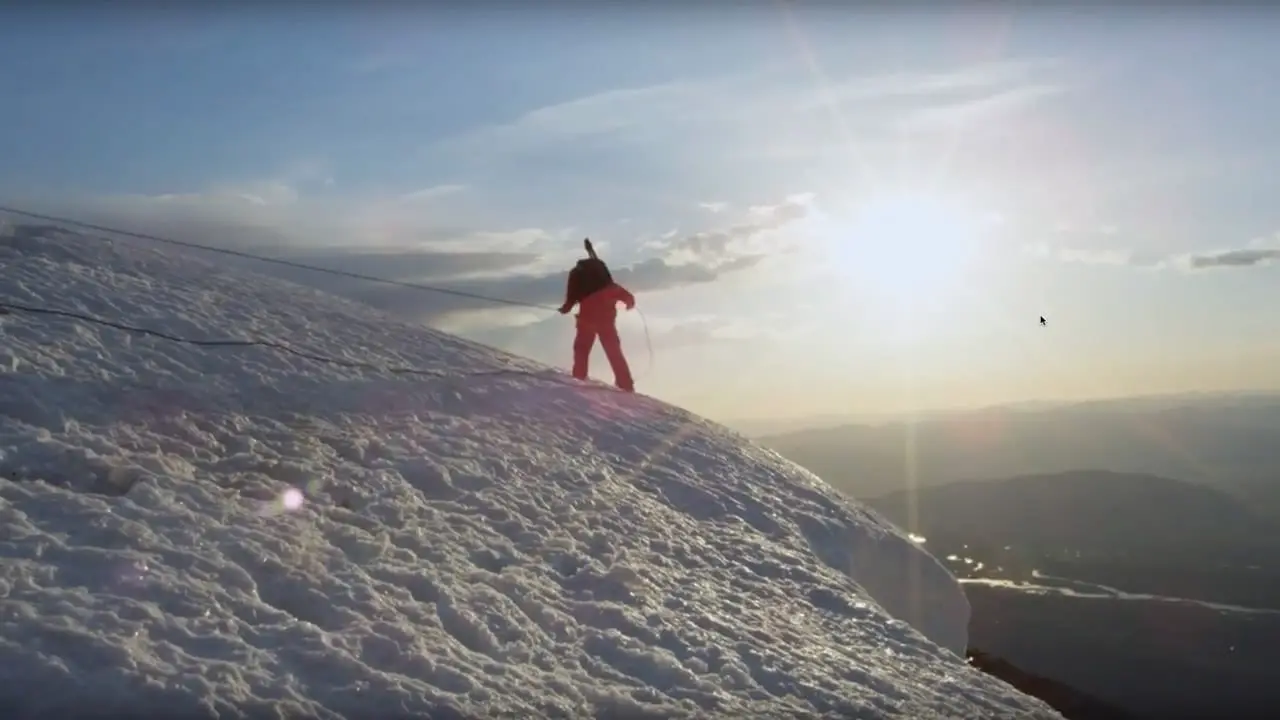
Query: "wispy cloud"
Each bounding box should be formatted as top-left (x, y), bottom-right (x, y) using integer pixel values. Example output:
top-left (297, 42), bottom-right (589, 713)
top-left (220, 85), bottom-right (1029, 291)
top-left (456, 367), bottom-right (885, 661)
top-left (899, 83), bottom-right (1065, 132)
top-left (646, 314), bottom-right (773, 349)
top-left (1027, 232), bottom-right (1280, 273)
top-left (655, 194), bottom-right (813, 266)
top-left (19, 180), bottom-right (811, 337)
top-left (1180, 247), bottom-right (1280, 270)
top-left (398, 184), bottom-right (468, 202)
top-left (427, 81), bottom-right (709, 158)
top-left (807, 58), bottom-right (1064, 111)
top-left (1024, 242), bottom-right (1143, 267)
top-left (426, 57), bottom-right (1069, 166)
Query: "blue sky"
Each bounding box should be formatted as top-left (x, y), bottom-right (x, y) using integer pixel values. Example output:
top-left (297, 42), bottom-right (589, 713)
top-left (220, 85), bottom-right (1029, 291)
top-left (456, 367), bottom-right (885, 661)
top-left (3, 4), bottom-right (1280, 424)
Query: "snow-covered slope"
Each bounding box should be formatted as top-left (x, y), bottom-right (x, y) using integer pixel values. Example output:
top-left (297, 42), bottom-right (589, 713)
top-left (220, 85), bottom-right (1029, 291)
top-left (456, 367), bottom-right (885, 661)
top-left (0, 223), bottom-right (1057, 718)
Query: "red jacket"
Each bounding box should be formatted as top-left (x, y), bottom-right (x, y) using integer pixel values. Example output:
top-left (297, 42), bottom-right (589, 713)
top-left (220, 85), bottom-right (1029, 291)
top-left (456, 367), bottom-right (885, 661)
top-left (563, 283), bottom-right (634, 329)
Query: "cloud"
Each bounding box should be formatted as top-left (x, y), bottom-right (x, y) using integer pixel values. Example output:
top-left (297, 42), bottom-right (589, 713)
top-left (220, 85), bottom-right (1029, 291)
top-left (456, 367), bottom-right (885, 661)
top-left (425, 58), bottom-right (1069, 166)
top-left (15, 181), bottom-right (809, 337)
top-left (644, 314), bottom-right (770, 349)
top-left (398, 184), bottom-right (468, 202)
top-left (807, 58), bottom-right (1064, 111)
top-left (13, 182), bottom-right (557, 324)
top-left (385, 192), bottom-right (815, 324)
top-left (1181, 247), bottom-right (1280, 270)
top-left (1026, 232), bottom-right (1280, 272)
top-left (699, 201), bottom-right (729, 214)
top-left (340, 242), bottom-right (779, 330)
top-left (427, 81), bottom-right (710, 159)
top-left (898, 84), bottom-right (1065, 132)
top-left (656, 194), bottom-right (814, 266)
top-left (1024, 242), bottom-right (1142, 267)
top-left (50, 183), bottom-right (487, 254)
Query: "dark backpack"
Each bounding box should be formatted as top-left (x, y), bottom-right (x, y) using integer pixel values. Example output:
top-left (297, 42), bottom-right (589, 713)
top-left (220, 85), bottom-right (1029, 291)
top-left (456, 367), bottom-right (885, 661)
top-left (564, 239), bottom-right (613, 307)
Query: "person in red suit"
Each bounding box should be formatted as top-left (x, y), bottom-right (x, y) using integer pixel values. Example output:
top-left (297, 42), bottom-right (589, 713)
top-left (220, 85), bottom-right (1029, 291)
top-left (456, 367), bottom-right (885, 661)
top-left (558, 238), bottom-right (635, 392)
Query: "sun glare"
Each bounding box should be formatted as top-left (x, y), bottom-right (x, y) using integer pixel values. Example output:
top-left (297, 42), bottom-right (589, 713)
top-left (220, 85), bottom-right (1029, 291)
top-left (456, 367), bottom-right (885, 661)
top-left (837, 191), bottom-right (986, 308)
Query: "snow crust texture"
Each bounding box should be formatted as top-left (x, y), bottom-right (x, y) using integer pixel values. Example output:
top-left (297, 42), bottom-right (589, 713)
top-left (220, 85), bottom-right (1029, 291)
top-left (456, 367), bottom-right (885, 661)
top-left (0, 224), bottom-right (1058, 719)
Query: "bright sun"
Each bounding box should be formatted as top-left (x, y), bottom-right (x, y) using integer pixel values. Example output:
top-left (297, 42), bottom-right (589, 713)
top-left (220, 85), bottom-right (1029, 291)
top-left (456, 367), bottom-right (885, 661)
top-left (836, 191), bottom-right (986, 308)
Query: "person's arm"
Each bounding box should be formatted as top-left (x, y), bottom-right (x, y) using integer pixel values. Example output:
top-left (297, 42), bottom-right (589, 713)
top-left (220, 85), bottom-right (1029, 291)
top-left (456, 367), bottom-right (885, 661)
top-left (559, 272), bottom-right (578, 313)
top-left (613, 284), bottom-right (635, 309)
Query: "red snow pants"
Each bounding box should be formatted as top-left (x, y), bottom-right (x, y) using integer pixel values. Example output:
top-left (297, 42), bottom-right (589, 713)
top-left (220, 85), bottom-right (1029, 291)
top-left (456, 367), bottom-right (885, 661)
top-left (572, 320), bottom-right (634, 392)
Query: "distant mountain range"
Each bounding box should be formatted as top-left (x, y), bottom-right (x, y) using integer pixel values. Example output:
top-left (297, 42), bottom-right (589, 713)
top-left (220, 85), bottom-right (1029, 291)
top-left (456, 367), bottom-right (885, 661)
top-left (756, 393), bottom-right (1280, 515)
top-left (753, 394), bottom-right (1280, 718)
top-left (732, 389), bottom-right (1280, 438)
top-left (865, 470), bottom-right (1280, 560)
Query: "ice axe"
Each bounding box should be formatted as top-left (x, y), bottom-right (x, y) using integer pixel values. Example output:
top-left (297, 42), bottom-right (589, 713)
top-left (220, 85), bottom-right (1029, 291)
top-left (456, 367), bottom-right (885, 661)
top-left (584, 237), bottom-right (598, 260)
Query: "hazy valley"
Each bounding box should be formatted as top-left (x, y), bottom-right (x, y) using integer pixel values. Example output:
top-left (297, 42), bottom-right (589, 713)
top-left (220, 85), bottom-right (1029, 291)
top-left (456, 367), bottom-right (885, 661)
top-left (759, 394), bottom-right (1280, 718)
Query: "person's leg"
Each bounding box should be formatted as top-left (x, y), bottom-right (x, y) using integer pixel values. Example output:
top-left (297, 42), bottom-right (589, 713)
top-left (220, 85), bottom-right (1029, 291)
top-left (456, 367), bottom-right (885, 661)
top-left (572, 326), bottom-right (597, 380)
top-left (598, 324), bottom-right (634, 391)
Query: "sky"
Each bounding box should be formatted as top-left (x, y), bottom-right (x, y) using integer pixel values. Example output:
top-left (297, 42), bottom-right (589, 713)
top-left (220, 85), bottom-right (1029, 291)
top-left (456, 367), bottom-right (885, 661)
top-left (2, 3), bottom-right (1280, 426)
